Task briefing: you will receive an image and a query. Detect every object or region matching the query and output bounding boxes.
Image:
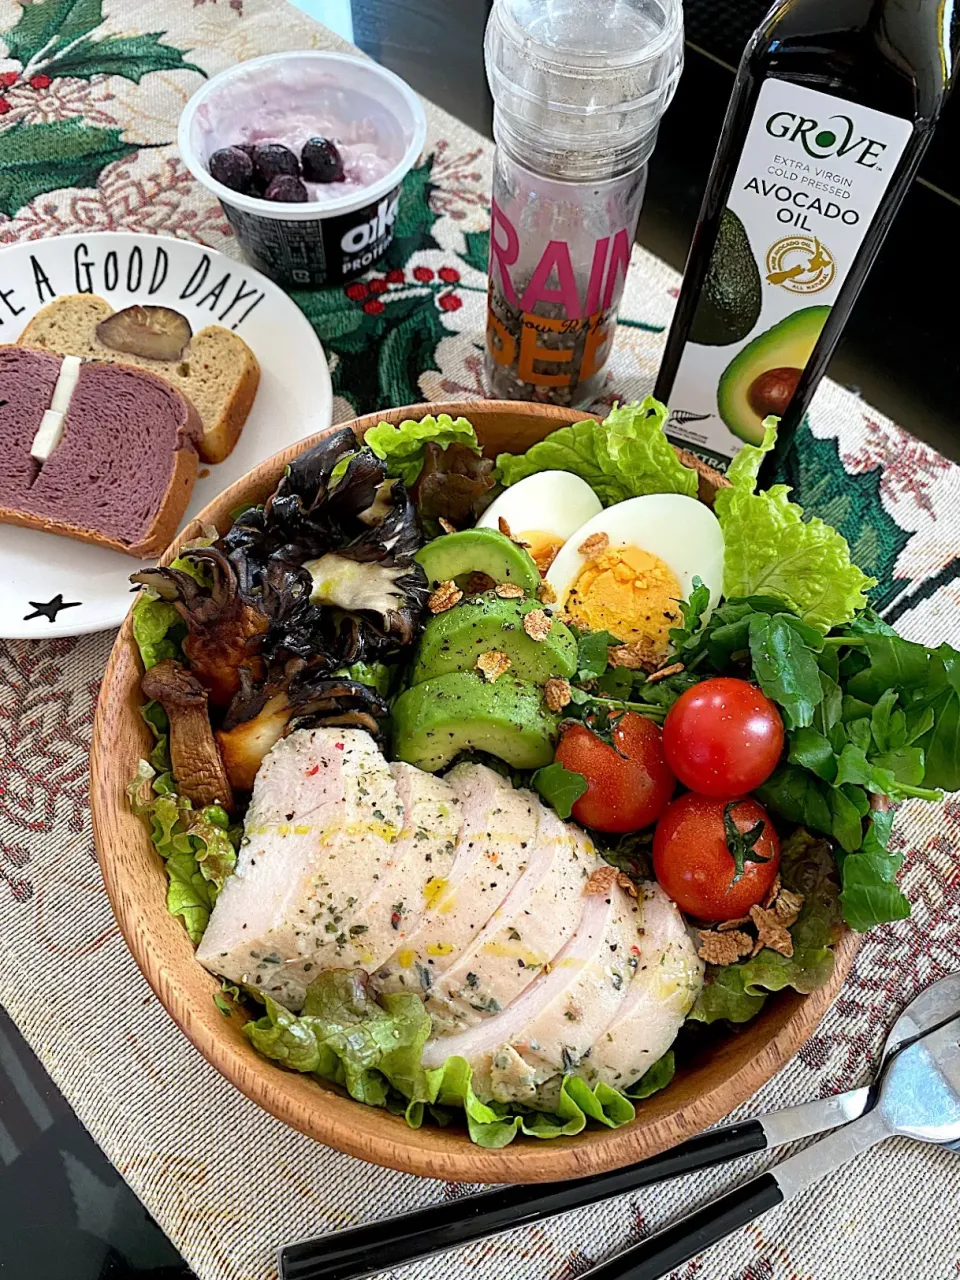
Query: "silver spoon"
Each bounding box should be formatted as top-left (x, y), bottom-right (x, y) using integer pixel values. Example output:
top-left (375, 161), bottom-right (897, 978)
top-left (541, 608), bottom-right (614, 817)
top-left (754, 969), bottom-right (960, 1150)
top-left (581, 1013), bottom-right (960, 1280)
top-left (278, 973), bottom-right (960, 1280)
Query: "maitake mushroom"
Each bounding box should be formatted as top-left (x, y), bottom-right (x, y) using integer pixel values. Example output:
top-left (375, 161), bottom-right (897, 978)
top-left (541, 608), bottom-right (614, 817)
top-left (141, 660), bottom-right (234, 811)
top-left (131, 429), bottom-right (429, 794)
top-left (132, 547), bottom-right (273, 707)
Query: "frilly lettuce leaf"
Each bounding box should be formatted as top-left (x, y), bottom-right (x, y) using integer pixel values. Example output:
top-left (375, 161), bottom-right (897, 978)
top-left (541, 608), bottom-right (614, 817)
top-left (724, 418), bottom-right (778, 490)
top-left (365, 414), bottom-right (480, 487)
top-left (688, 829), bottom-right (842, 1025)
top-left (131, 545), bottom-right (213, 670)
top-left (714, 423), bottom-right (875, 632)
top-left (495, 397), bottom-right (698, 505)
top-left (602, 400), bottom-right (699, 499)
top-left (244, 970), bottom-right (675, 1148)
top-left (132, 597), bottom-right (183, 670)
top-left (127, 747), bottom-right (237, 943)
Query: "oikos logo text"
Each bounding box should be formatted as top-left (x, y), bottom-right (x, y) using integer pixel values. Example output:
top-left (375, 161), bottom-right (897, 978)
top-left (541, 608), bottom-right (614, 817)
top-left (340, 191), bottom-right (401, 273)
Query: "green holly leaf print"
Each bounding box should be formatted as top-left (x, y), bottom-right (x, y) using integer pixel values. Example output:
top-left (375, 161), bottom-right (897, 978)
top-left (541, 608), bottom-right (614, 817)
top-left (377, 295), bottom-right (449, 408)
top-left (297, 287), bottom-right (453, 417)
top-left (3, 0), bottom-right (103, 65)
top-left (378, 157), bottom-right (440, 269)
top-left (0, 120), bottom-right (140, 217)
top-left (776, 419), bottom-right (909, 611)
top-left (459, 228), bottom-right (489, 275)
top-left (40, 32), bottom-right (205, 84)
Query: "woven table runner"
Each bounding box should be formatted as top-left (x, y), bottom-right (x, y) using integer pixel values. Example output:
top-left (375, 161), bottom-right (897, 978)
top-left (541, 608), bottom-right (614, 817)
top-left (0, 2), bottom-right (959, 1277)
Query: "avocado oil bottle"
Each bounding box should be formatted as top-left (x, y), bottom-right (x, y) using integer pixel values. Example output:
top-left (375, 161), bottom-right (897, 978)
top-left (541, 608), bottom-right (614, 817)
top-left (655, 0), bottom-right (959, 472)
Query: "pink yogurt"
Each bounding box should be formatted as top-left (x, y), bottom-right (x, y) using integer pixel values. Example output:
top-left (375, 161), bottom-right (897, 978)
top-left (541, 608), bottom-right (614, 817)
top-left (237, 110), bottom-right (400, 203)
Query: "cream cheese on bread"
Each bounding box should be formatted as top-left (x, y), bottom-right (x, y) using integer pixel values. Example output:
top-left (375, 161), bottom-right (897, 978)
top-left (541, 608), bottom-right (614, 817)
top-left (29, 355), bottom-right (82, 462)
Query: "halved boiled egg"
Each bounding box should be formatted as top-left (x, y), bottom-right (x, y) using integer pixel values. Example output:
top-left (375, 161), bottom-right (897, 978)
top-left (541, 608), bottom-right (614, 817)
top-left (545, 494), bottom-right (724, 663)
top-left (478, 471), bottom-right (602, 575)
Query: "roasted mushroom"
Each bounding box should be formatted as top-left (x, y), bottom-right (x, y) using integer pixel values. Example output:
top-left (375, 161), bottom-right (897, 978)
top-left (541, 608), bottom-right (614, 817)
top-left (132, 548), bottom-right (272, 707)
top-left (131, 432), bottom-right (429, 743)
top-left (141, 660), bottom-right (234, 811)
top-left (259, 426), bottom-right (365, 558)
top-left (216, 676), bottom-right (388, 791)
top-left (97, 304), bottom-right (193, 361)
top-left (302, 474), bottom-right (430, 659)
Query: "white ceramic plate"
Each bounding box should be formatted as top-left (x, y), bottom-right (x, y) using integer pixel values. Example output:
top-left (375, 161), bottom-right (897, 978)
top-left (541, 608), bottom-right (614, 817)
top-left (0, 232), bottom-right (332, 639)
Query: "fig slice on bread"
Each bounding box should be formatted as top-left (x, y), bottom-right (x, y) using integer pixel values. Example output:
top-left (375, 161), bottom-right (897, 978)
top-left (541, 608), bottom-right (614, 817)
top-left (0, 345), bottom-right (202, 559)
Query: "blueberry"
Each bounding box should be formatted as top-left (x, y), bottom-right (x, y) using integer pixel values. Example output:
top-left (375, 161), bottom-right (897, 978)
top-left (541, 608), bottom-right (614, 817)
top-left (263, 174), bottom-right (309, 203)
top-left (208, 146), bottom-right (253, 193)
top-left (252, 143), bottom-right (300, 188)
top-left (301, 136), bottom-right (345, 184)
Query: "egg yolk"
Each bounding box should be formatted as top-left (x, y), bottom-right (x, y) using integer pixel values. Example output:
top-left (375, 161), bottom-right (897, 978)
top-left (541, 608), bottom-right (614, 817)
top-left (565, 546), bottom-right (682, 658)
top-left (522, 531), bottom-right (564, 575)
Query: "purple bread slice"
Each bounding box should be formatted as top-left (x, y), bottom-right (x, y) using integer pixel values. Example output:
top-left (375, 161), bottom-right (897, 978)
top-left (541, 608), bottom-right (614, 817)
top-left (0, 346), bottom-right (202, 559)
top-left (0, 347), bottom-right (62, 505)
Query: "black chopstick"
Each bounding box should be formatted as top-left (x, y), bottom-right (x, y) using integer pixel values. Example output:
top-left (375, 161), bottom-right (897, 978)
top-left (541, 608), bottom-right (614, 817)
top-left (278, 1121), bottom-right (768, 1280)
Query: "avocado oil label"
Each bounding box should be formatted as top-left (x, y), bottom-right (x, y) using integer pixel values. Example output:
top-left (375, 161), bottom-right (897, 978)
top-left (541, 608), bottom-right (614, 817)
top-left (665, 78), bottom-right (911, 466)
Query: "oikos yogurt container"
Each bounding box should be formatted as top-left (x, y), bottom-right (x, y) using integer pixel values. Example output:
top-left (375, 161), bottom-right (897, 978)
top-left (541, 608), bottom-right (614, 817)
top-left (179, 51), bottom-right (427, 287)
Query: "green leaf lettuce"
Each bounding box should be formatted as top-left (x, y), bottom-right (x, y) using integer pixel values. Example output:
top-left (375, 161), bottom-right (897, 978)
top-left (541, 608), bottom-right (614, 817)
top-left (245, 970), bottom-right (675, 1148)
top-left (496, 398), bottom-right (698, 505)
top-left (131, 546), bottom-right (212, 669)
top-left (714, 424), bottom-right (875, 631)
top-left (365, 414), bottom-right (480, 487)
top-left (127, 756), bottom-right (237, 943)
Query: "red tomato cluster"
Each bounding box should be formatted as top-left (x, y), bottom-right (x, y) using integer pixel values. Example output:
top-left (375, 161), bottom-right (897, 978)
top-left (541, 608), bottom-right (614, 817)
top-left (554, 678), bottom-right (785, 922)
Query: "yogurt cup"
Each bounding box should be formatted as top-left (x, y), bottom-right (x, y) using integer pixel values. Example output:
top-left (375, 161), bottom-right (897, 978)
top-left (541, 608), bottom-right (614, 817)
top-left (179, 51), bottom-right (427, 288)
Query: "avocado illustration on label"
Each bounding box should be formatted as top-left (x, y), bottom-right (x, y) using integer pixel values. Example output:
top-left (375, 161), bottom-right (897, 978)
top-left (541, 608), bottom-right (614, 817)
top-left (688, 209), bottom-right (762, 346)
top-left (717, 305), bottom-right (831, 445)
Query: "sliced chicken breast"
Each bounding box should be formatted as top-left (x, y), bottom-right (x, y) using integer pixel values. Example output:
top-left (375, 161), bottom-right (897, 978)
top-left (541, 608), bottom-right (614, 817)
top-left (196, 727), bottom-right (402, 1008)
top-left (372, 763), bottom-right (539, 1005)
top-left (332, 763), bottom-right (462, 971)
top-left (420, 880), bottom-right (638, 1103)
top-left (576, 883), bottom-right (703, 1092)
top-left (425, 810), bottom-right (594, 1034)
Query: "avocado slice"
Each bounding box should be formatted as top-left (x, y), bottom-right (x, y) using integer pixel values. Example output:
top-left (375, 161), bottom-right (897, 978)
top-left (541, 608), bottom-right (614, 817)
top-left (415, 528), bottom-right (540, 593)
top-left (717, 305), bottom-right (830, 445)
top-left (391, 671), bottom-right (559, 772)
top-left (690, 209), bottom-right (762, 347)
top-left (411, 593), bottom-right (577, 686)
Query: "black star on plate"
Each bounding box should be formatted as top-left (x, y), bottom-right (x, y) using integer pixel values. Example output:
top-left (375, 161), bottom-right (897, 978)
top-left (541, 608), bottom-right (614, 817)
top-left (23, 593), bottom-right (82, 623)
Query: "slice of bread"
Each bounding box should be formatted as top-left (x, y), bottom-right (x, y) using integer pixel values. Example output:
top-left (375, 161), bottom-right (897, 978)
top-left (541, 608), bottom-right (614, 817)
top-left (0, 345), bottom-right (202, 559)
top-left (19, 294), bottom-right (260, 464)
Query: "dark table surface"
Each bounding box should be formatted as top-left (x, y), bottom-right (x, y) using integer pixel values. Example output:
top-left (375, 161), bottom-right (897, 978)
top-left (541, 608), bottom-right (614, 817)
top-left (3, 2), bottom-right (957, 1278)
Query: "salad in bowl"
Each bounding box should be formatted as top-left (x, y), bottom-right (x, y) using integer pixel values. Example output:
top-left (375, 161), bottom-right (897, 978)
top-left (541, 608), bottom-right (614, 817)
top-left (124, 399), bottom-right (956, 1149)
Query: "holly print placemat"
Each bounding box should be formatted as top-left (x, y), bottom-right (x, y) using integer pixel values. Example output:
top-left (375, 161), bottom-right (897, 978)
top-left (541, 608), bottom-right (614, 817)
top-left (0, 2), bottom-right (958, 1278)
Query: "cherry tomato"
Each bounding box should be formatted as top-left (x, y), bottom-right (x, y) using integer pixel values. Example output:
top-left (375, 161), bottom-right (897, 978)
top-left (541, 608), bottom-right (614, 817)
top-left (653, 793), bottom-right (781, 922)
top-left (662, 677), bottom-right (784, 797)
top-left (555, 712), bottom-right (675, 833)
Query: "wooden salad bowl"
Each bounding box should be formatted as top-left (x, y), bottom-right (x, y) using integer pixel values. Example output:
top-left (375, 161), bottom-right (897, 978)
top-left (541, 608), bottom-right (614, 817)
top-left (90, 400), bottom-right (859, 1183)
